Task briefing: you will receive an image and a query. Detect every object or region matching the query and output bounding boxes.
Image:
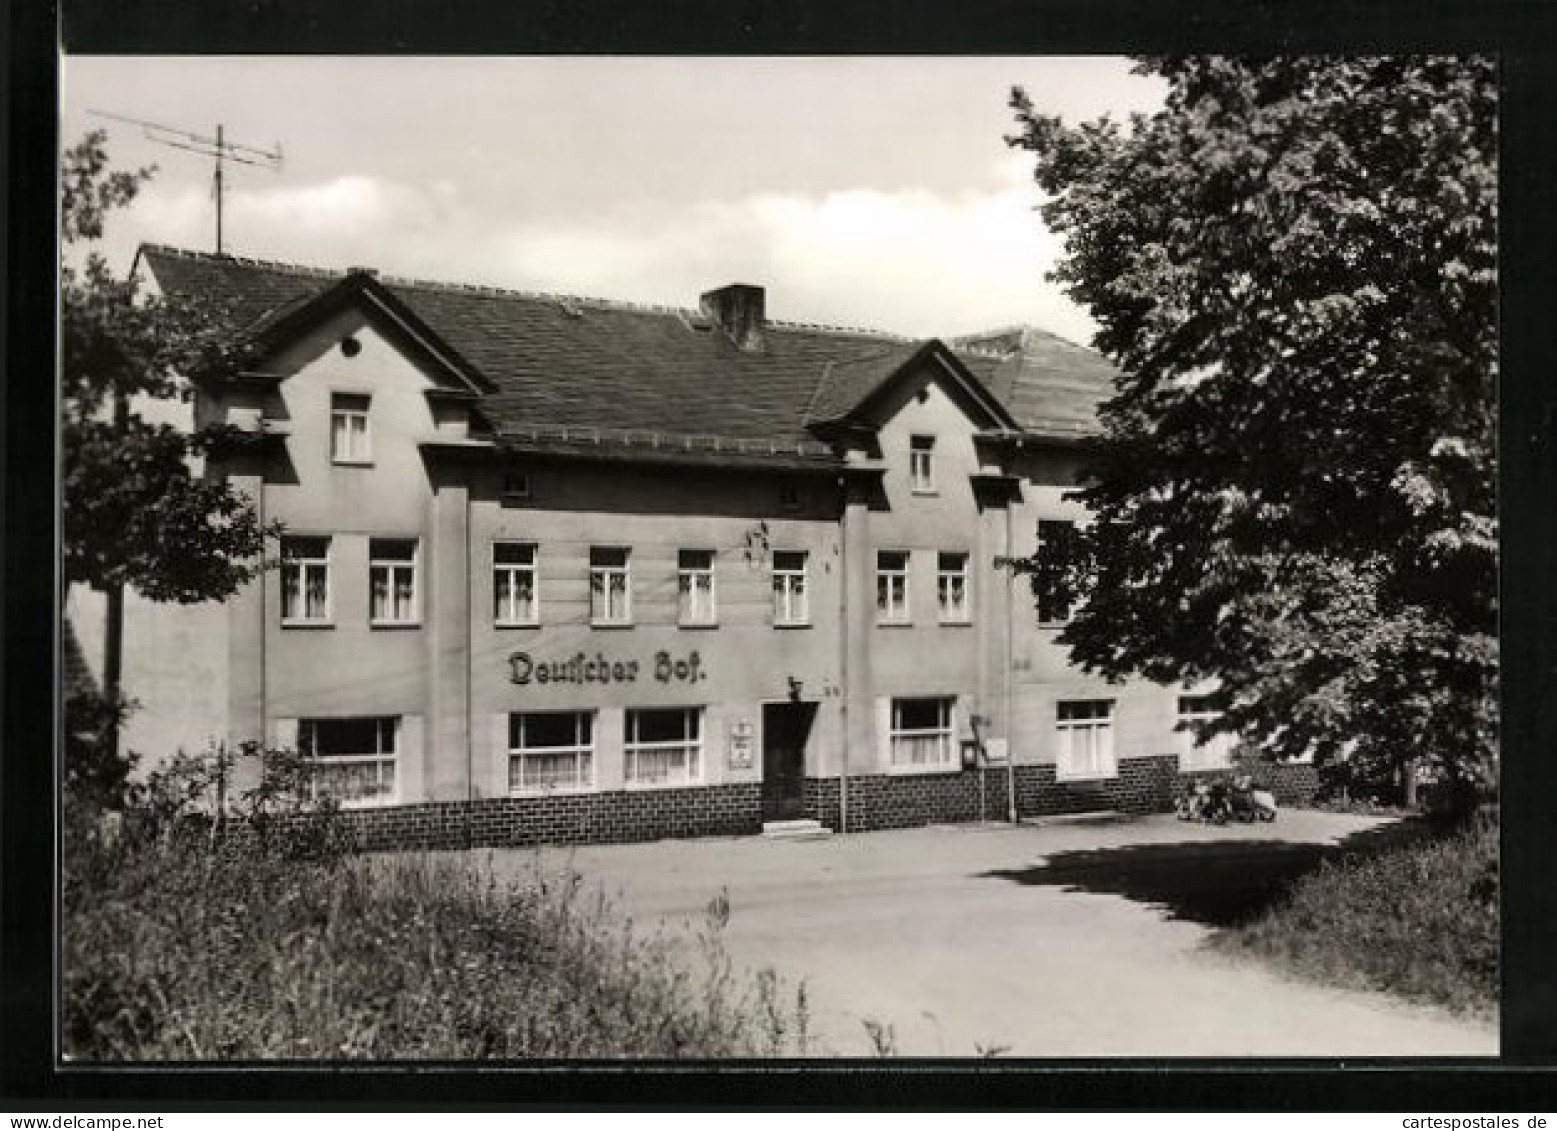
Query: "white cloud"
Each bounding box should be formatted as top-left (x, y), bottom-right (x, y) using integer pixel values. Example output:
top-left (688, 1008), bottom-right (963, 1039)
top-left (107, 170), bottom-right (1098, 348)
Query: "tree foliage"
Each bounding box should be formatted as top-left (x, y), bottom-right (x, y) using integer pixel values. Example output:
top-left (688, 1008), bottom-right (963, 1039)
top-left (61, 130), bottom-right (272, 602)
top-left (1007, 57), bottom-right (1497, 804)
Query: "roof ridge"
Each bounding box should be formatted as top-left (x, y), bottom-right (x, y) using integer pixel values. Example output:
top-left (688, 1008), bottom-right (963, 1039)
top-left (142, 243), bottom-right (923, 340)
top-left (767, 318), bottom-right (910, 342)
top-left (140, 243), bottom-right (345, 282)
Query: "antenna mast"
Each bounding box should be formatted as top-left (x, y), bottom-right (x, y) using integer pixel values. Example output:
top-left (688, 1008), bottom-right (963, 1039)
top-left (88, 109), bottom-right (283, 254)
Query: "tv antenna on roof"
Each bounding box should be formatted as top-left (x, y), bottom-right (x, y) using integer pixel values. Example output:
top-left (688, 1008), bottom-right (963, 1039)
top-left (88, 109), bottom-right (283, 255)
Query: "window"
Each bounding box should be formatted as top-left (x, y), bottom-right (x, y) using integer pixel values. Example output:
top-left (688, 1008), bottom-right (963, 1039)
top-left (280, 536), bottom-right (331, 624)
top-left (369, 538), bottom-right (419, 625)
top-left (1178, 695), bottom-right (1237, 771)
top-left (494, 542), bottom-right (538, 625)
top-left (678, 549), bottom-right (717, 625)
top-left (876, 550), bottom-right (910, 624)
top-left (300, 716), bottom-right (397, 805)
top-left (772, 550), bottom-right (810, 626)
top-left (589, 547), bottom-right (631, 624)
top-left (1056, 700), bottom-right (1116, 780)
top-left (909, 435), bottom-right (935, 493)
top-left (890, 697), bottom-right (955, 769)
top-left (778, 484), bottom-right (801, 512)
top-left (509, 711), bottom-right (593, 792)
top-left (502, 472), bottom-right (532, 501)
top-left (330, 393), bottom-right (371, 463)
top-left (937, 552), bottom-right (970, 623)
top-left (1036, 519), bottom-right (1078, 625)
top-left (624, 707), bottom-right (702, 786)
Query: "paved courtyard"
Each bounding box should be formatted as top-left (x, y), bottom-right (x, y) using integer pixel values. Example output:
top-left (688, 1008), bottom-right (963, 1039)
top-left (485, 811), bottom-right (1497, 1057)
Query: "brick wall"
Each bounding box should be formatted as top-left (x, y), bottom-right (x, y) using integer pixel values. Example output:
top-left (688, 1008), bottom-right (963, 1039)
top-left (336, 782), bottom-right (763, 852)
top-left (804, 768), bottom-right (1015, 833)
top-left (300, 755), bottom-right (1320, 850)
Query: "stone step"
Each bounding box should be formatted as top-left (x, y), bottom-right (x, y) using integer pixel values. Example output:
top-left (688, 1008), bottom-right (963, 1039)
top-left (761, 819), bottom-right (833, 840)
top-left (1019, 809), bottom-right (1129, 827)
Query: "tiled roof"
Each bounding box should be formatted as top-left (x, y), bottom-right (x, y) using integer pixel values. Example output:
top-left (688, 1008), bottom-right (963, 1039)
top-left (139, 245), bottom-right (1117, 449)
top-left (954, 326), bottom-right (1115, 438)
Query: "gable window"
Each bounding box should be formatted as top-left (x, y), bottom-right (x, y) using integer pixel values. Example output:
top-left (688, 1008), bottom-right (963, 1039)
top-left (937, 552), bottom-right (971, 624)
top-left (624, 707), bottom-right (702, 786)
top-left (890, 697), bottom-right (955, 769)
top-left (369, 538), bottom-right (419, 625)
top-left (1036, 519), bottom-right (1078, 625)
top-left (590, 547), bottom-right (632, 625)
top-left (509, 711), bottom-right (594, 793)
top-left (909, 435), bottom-right (936, 493)
top-left (494, 542), bottom-right (538, 626)
top-left (300, 716), bottom-right (397, 806)
top-left (330, 393), bottom-right (372, 464)
top-left (1056, 699), bottom-right (1116, 780)
top-left (502, 472), bottom-right (532, 502)
top-left (678, 549), bottom-right (717, 625)
top-left (1179, 695), bottom-right (1237, 771)
top-left (280, 536), bottom-right (332, 625)
top-left (876, 550), bottom-right (910, 624)
top-left (772, 550), bottom-right (810, 626)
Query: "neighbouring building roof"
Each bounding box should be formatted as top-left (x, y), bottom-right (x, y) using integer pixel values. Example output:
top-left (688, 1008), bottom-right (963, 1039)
top-left (138, 245), bottom-right (1116, 450)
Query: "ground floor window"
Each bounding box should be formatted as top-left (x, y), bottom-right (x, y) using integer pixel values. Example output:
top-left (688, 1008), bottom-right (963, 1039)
top-left (1178, 694), bottom-right (1237, 771)
top-left (299, 716), bottom-right (397, 805)
top-left (1056, 699), bottom-right (1115, 780)
top-left (624, 707), bottom-right (702, 786)
top-left (508, 711), bottom-right (594, 792)
top-left (890, 697), bottom-right (955, 769)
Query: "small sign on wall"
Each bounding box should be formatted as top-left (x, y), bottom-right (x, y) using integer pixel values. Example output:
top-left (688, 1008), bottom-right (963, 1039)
top-left (983, 738), bottom-right (1010, 765)
top-left (728, 721), bottom-right (755, 770)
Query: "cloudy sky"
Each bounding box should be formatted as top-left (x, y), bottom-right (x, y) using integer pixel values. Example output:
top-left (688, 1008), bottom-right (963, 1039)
top-left (61, 57), bottom-right (1165, 344)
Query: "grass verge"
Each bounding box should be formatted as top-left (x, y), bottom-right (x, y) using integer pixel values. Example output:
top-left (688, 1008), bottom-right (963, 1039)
top-left (63, 828), bottom-right (814, 1059)
top-left (1214, 813), bottom-right (1497, 1018)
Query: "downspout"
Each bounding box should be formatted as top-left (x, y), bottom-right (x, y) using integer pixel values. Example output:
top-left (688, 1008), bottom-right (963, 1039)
top-left (466, 468), bottom-right (475, 850)
top-left (1005, 475), bottom-right (1017, 824)
top-left (837, 473), bottom-right (854, 835)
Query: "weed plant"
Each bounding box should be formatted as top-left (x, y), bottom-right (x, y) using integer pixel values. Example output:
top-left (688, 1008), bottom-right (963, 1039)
top-left (62, 746), bottom-right (814, 1060)
top-left (1216, 813), bottom-right (1498, 1017)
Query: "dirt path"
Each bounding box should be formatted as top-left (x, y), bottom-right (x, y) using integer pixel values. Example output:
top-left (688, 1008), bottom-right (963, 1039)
top-left (485, 812), bottom-right (1496, 1057)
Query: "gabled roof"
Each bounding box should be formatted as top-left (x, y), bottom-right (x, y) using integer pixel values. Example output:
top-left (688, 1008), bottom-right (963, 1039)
top-left (139, 245), bottom-right (1118, 457)
top-left (953, 325), bottom-right (1115, 440)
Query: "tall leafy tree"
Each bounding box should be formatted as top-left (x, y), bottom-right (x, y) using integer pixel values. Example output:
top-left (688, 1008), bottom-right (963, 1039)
top-left (61, 131), bottom-right (272, 763)
top-left (1007, 57), bottom-right (1497, 808)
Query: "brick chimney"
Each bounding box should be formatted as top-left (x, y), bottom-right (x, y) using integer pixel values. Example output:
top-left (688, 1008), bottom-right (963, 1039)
top-left (699, 283), bottom-right (766, 352)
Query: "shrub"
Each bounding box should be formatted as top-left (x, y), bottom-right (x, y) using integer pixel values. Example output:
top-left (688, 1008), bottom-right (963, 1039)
top-left (62, 830), bottom-right (813, 1059)
top-left (1216, 813), bottom-right (1498, 1016)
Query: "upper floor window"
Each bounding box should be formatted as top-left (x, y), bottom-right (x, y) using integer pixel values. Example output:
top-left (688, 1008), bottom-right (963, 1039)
top-left (678, 549), bottom-right (717, 625)
top-left (590, 546), bottom-right (632, 625)
top-left (369, 538), bottom-right (419, 625)
top-left (1056, 699), bottom-right (1115, 780)
top-left (1178, 694), bottom-right (1237, 771)
top-left (1036, 519), bottom-right (1078, 625)
top-left (876, 550), bottom-right (910, 624)
top-left (937, 552), bottom-right (971, 624)
top-left (494, 542), bottom-right (538, 626)
top-left (909, 435), bottom-right (936, 493)
top-left (508, 710), bottom-right (594, 793)
top-left (280, 536), bottom-right (331, 625)
top-left (624, 707), bottom-right (703, 787)
top-left (890, 697), bottom-right (955, 770)
top-left (502, 472), bottom-right (532, 502)
top-left (778, 484), bottom-right (801, 512)
top-left (300, 716), bottom-right (397, 806)
top-left (772, 550), bottom-right (810, 626)
top-left (330, 393), bottom-right (372, 464)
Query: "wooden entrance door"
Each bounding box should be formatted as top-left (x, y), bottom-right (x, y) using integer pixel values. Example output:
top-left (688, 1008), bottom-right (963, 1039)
top-left (762, 702), bottom-right (816, 822)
